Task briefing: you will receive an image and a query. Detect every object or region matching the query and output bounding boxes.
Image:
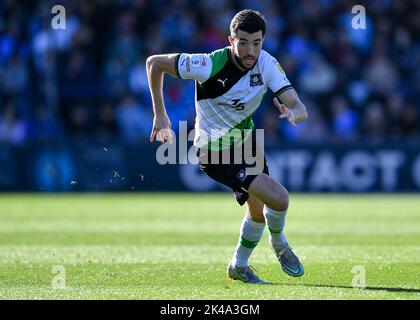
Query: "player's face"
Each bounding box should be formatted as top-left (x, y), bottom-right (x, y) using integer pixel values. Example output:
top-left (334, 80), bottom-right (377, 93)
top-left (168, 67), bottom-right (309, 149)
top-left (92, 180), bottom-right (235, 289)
top-left (229, 30), bottom-right (263, 69)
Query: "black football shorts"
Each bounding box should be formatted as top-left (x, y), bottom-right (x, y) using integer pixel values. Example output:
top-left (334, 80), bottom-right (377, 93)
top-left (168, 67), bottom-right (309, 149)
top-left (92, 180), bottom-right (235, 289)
top-left (196, 130), bottom-right (269, 206)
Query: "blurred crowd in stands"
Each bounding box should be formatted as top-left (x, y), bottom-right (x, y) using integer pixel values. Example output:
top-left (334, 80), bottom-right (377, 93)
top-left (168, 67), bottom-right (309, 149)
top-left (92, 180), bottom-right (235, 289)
top-left (0, 0), bottom-right (418, 145)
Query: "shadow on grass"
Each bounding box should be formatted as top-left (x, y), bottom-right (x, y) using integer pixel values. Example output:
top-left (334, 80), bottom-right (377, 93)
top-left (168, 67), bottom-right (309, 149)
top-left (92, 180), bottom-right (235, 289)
top-left (270, 283), bottom-right (420, 294)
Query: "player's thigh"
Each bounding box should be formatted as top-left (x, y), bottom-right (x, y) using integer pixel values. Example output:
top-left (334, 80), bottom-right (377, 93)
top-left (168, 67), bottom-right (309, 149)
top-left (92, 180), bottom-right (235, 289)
top-left (246, 194), bottom-right (265, 223)
top-left (248, 173), bottom-right (289, 211)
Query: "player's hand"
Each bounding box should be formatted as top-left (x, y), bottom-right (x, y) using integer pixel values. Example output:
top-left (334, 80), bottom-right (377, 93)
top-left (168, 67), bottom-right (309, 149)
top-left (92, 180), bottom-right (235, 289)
top-left (274, 97), bottom-right (298, 128)
top-left (150, 114), bottom-right (174, 143)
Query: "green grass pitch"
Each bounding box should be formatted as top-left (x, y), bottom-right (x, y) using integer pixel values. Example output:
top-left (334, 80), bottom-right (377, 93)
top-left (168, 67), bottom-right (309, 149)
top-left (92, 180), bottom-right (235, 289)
top-left (0, 193), bottom-right (419, 300)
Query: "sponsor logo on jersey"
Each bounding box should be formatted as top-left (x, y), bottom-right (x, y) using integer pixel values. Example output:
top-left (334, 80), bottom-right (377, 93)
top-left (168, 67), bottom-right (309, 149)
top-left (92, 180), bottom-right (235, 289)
top-left (217, 78), bottom-right (228, 87)
top-left (217, 98), bottom-right (245, 111)
top-left (276, 62), bottom-right (285, 74)
top-left (181, 58), bottom-right (191, 72)
top-left (250, 73), bottom-right (263, 87)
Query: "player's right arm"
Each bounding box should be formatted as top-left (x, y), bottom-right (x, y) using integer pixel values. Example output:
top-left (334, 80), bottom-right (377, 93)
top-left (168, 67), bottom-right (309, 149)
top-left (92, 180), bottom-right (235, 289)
top-left (146, 54), bottom-right (178, 143)
top-left (146, 53), bottom-right (212, 143)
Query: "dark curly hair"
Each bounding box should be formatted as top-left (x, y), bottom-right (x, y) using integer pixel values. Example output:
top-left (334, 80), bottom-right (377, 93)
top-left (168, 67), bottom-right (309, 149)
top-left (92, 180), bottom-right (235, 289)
top-left (230, 9), bottom-right (267, 38)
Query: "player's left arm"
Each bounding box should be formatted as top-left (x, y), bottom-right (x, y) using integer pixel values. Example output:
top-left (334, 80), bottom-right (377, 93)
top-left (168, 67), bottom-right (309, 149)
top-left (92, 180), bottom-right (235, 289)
top-left (274, 89), bottom-right (308, 128)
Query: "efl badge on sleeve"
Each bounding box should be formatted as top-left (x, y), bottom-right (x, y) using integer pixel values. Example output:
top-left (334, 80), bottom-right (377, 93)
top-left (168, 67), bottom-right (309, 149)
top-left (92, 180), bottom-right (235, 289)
top-left (276, 62), bottom-right (285, 74)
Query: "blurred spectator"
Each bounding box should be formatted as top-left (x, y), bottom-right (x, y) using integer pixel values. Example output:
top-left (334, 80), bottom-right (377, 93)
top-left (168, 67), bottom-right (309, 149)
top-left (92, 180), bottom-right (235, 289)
top-left (330, 96), bottom-right (359, 141)
top-left (0, 54), bottom-right (28, 95)
top-left (385, 93), bottom-right (405, 139)
top-left (34, 106), bottom-right (64, 142)
top-left (280, 102), bottom-right (330, 143)
top-left (299, 54), bottom-right (336, 95)
top-left (262, 115), bottom-right (280, 145)
top-left (296, 103), bottom-right (329, 143)
top-left (362, 101), bottom-right (387, 141)
top-left (96, 101), bottom-right (118, 141)
top-left (108, 11), bottom-right (141, 67)
top-left (366, 52), bottom-right (400, 95)
top-left (0, 103), bottom-right (27, 144)
top-left (285, 25), bottom-right (315, 63)
top-left (59, 49), bottom-right (95, 98)
top-left (116, 94), bottom-right (152, 144)
top-left (399, 104), bottom-right (419, 136)
top-left (104, 53), bottom-right (130, 98)
top-left (65, 103), bottom-right (92, 136)
top-left (129, 55), bottom-right (149, 96)
top-left (347, 80), bottom-right (370, 108)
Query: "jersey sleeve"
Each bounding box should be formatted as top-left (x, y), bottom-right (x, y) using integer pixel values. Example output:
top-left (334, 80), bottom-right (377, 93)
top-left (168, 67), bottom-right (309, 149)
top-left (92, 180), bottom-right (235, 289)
top-left (174, 53), bottom-right (213, 83)
top-left (265, 56), bottom-right (294, 97)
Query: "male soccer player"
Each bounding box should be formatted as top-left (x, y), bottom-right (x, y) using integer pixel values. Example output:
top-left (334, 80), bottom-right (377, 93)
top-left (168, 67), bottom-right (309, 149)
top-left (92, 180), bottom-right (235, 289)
top-left (146, 10), bottom-right (308, 284)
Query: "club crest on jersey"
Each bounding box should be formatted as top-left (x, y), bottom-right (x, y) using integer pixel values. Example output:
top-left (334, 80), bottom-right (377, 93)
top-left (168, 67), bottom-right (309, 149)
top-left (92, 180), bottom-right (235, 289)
top-left (250, 73), bottom-right (263, 87)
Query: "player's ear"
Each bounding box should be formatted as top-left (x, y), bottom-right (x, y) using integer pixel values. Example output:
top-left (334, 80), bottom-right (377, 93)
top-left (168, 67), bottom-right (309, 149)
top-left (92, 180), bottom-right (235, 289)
top-left (228, 35), bottom-right (235, 46)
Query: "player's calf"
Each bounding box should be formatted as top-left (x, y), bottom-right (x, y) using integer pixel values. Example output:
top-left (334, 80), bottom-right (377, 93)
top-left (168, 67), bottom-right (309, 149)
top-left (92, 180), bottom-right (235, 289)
top-left (248, 173), bottom-right (289, 212)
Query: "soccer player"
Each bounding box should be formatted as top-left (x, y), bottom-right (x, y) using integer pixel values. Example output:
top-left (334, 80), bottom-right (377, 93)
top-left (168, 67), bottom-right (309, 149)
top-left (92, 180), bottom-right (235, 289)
top-left (146, 10), bottom-right (308, 284)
